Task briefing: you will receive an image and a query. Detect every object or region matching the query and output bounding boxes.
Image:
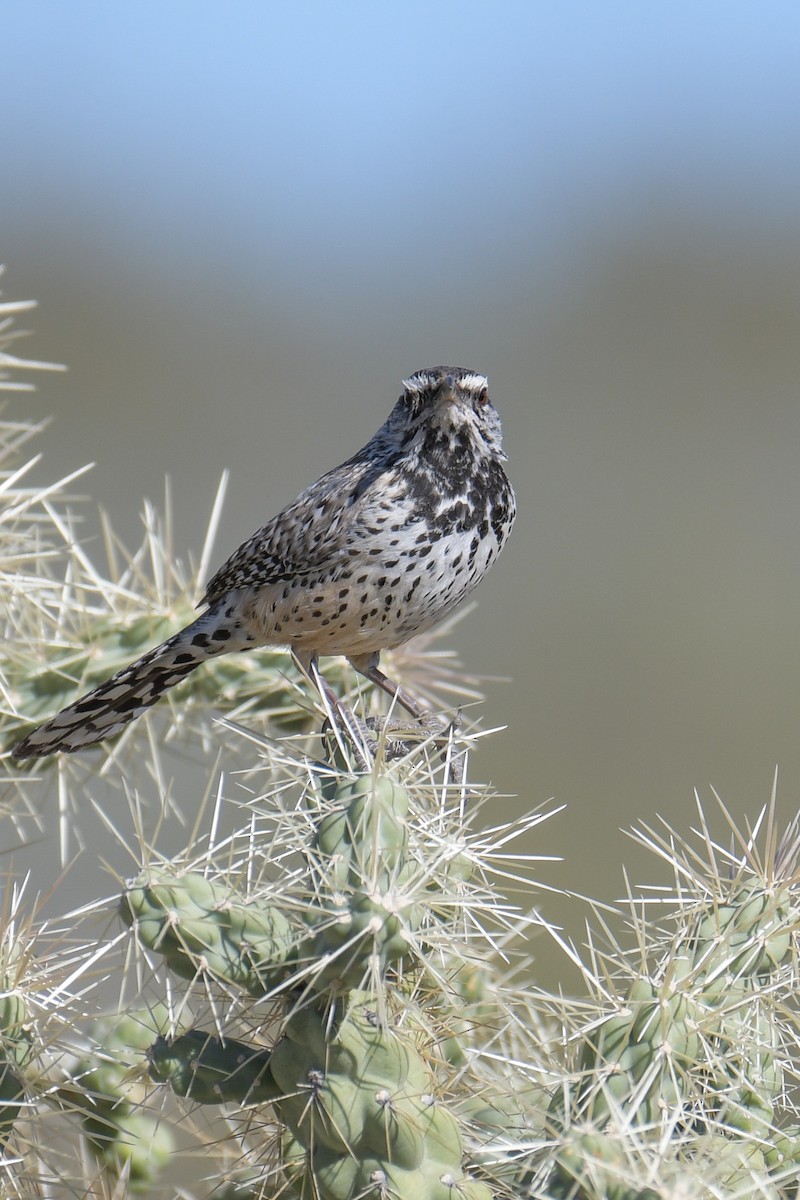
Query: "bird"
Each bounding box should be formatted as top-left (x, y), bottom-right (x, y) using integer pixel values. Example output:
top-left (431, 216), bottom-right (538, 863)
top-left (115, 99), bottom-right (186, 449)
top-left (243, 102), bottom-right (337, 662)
top-left (12, 366), bottom-right (516, 760)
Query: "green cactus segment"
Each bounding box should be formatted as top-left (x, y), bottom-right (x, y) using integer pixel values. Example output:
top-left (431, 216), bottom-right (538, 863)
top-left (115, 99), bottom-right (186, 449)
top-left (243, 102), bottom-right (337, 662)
top-left (313, 775), bottom-right (410, 894)
top-left (0, 950), bottom-right (31, 1148)
top-left (551, 875), bottom-right (800, 1194)
top-left (120, 777), bottom-right (423, 999)
top-left (570, 880), bottom-right (797, 1122)
top-left (149, 1028), bottom-right (278, 1105)
top-left (461, 1085), bottom-right (542, 1188)
top-left (0, 1052), bottom-right (25, 1149)
top-left (76, 1007), bottom-right (177, 1194)
top-left (0, 987), bottom-right (28, 1039)
top-left (764, 1125), bottom-right (800, 1172)
top-left (1, 941), bottom-right (30, 1038)
top-left (566, 976), bottom-right (699, 1127)
top-left (296, 887), bottom-right (420, 993)
top-left (283, 1137), bottom-right (494, 1200)
top-left (551, 1132), bottom-right (661, 1200)
top-left (295, 775), bottom-right (424, 991)
top-left (687, 879), bottom-right (795, 1153)
top-left (272, 992), bottom-right (491, 1200)
top-left (688, 878), bottom-right (794, 980)
top-left (120, 868), bottom-right (294, 994)
top-left (83, 1109), bottom-right (174, 1192)
top-left (426, 956), bottom-right (494, 1069)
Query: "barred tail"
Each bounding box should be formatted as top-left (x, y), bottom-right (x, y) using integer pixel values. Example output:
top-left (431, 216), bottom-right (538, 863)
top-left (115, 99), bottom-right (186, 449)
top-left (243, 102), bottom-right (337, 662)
top-left (11, 604), bottom-right (254, 760)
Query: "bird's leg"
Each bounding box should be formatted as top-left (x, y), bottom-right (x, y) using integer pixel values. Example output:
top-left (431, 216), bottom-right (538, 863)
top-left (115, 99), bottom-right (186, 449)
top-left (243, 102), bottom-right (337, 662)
top-left (354, 654), bottom-right (466, 784)
top-left (292, 649), bottom-right (459, 772)
top-left (291, 649), bottom-right (375, 768)
top-left (347, 652), bottom-right (430, 721)
top-left (348, 652), bottom-right (452, 739)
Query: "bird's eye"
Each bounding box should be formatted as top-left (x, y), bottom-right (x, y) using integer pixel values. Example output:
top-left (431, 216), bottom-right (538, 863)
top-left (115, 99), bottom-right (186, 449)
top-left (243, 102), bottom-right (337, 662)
top-left (477, 387), bottom-right (489, 407)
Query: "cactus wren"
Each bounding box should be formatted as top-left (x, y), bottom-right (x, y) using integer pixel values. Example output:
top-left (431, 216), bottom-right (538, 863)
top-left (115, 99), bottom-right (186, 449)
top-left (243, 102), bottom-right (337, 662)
top-left (12, 366), bottom-right (516, 759)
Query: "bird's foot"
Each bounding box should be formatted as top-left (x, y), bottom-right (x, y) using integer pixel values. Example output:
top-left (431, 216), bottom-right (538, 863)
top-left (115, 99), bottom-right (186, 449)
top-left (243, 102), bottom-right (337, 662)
top-left (363, 709), bottom-right (466, 783)
top-left (320, 704), bottom-right (465, 784)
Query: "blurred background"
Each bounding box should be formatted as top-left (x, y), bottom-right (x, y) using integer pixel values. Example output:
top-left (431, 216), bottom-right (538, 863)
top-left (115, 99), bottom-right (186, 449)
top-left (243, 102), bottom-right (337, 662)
top-left (4, 2), bottom-right (800, 981)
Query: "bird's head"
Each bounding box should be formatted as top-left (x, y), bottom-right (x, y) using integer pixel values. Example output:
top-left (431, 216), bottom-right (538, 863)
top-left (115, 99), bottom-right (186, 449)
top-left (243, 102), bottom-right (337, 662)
top-left (395, 365), bottom-right (506, 458)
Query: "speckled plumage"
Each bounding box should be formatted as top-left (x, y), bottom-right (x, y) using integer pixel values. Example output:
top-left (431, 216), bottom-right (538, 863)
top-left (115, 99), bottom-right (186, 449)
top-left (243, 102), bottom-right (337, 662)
top-left (12, 366), bottom-right (516, 759)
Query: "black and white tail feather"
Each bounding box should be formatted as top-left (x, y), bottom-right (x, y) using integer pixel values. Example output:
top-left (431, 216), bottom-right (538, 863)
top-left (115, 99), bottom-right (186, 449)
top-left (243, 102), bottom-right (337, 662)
top-left (12, 603), bottom-right (255, 758)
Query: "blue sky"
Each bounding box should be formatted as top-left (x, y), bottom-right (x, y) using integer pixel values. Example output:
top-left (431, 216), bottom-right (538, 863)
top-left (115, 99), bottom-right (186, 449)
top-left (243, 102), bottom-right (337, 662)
top-left (6, 2), bottom-right (800, 289)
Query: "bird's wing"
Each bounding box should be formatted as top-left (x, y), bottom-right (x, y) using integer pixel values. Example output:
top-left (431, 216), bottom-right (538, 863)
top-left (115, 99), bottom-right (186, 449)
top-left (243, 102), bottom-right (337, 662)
top-left (201, 454), bottom-right (409, 604)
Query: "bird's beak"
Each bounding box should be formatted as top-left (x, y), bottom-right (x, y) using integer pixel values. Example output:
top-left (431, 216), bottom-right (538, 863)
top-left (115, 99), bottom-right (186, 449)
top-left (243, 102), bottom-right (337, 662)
top-left (438, 374), bottom-right (458, 404)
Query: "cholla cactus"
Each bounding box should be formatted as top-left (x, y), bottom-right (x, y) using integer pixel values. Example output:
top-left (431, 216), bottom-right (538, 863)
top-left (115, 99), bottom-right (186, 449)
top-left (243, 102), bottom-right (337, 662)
top-left (1, 906), bottom-right (30, 1153)
top-left (125, 754), bottom-right (551, 1199)
top-left (3, 280), bottom-right (800, 1199)
top-left (535, 792), bottom-right (800, 1199)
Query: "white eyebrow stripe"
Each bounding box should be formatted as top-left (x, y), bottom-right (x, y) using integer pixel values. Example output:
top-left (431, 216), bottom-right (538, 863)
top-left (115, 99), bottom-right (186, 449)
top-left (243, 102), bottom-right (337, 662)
top-left (402, 370), bottom-right (488, 395)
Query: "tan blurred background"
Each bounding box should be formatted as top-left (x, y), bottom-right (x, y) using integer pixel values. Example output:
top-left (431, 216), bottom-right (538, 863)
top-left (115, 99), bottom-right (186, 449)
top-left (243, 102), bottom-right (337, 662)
top-left (5, 5), bottom-right (800, 982)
